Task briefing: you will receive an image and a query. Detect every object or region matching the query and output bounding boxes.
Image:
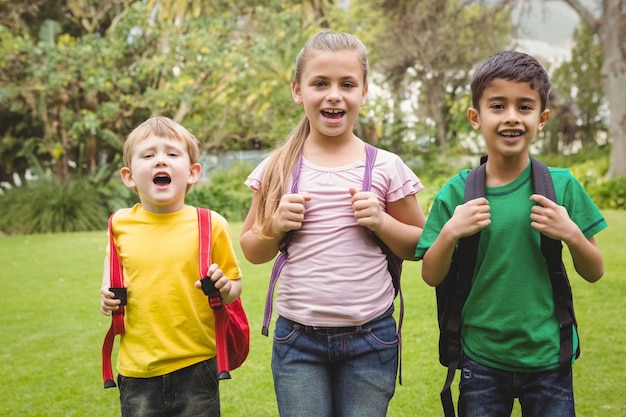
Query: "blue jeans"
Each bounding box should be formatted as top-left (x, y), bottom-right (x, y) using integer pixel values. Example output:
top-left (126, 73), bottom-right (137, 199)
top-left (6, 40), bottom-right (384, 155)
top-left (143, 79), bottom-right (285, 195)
top-left (271, 306), bottom-right (398, 417)
top-left (458, 353), bottom-right (575, 417)
top-left (118, 358), bottom-right (220, 417)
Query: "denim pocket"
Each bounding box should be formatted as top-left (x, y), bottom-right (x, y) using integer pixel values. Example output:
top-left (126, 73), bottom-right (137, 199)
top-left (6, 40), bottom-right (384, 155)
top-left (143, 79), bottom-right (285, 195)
top-left (363, 315), bottom-right (398, 365)
top-left (273, 317), bottom-right (300, 342)
top-left (364, 315), bottom-right (398, 346)
top-left (193, 359), bottom-right (220, 398)
top-left (272, 316), bottom-right (302, 359)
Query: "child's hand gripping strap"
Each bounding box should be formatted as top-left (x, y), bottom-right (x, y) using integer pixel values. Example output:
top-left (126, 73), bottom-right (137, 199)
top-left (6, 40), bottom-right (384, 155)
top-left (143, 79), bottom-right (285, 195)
top-left (102, 213), bottom-right (126, 388)
top-left (197, 207), bottom-right (233, 380)
top-left (198, 208), bottom-right (221, 308)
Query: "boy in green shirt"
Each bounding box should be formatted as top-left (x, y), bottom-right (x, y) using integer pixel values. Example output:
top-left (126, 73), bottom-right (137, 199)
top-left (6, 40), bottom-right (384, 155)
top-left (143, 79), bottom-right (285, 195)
top-left (415, 51), bottom-right (607, 417)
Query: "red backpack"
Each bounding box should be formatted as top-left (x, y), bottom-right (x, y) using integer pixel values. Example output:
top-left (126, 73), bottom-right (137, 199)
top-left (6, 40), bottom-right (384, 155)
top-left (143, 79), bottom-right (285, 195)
top-left (101, 207), bottom-right (249, 388)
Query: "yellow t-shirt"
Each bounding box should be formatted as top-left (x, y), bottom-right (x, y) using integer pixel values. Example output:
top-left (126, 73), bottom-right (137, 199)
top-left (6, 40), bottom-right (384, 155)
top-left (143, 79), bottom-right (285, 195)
top-left (110, 204), bottom-right (241, 378)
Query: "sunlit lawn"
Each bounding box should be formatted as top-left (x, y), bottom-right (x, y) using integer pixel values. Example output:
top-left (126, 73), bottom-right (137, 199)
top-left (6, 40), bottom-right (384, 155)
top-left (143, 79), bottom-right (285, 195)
top-left (0, 211), bottom-right (624, 416)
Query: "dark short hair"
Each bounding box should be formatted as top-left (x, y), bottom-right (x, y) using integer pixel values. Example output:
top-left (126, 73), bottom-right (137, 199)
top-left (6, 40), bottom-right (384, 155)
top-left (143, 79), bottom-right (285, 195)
top-left (470, 51), bottom-right (551, 111)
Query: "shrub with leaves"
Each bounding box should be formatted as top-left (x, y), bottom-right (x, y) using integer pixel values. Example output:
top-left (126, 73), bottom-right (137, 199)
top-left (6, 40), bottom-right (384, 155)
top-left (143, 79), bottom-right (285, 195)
top-left (186, 162), bottom-right (254, 222)
top-left (0, 180), bottom-right (109, 235)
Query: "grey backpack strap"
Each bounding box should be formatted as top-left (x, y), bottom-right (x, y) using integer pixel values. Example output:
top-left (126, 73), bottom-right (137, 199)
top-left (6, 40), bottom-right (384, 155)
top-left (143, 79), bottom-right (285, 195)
top-left (530, 158), bottom-right (578, 367)
top-left (439, 161), bottom-right (484, 417)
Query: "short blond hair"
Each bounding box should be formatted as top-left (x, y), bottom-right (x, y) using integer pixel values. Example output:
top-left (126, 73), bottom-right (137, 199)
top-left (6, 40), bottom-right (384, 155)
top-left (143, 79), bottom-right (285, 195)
top-left (123, 116), bottom-right (201, 168)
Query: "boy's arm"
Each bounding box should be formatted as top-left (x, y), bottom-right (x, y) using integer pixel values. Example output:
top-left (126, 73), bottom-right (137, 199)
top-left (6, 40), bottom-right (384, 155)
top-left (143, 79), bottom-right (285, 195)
top-left (530, 194), bottom-right (604, 282)
top-left (194, 265), bottom-right (242, 305)
top-left (422, 227), bottom-right (458, 286)
top-left (100, 256), bottom-right (121, 315)
top-left (567, 235), bottom-right (604, 283)
top-left (220, 278), bottom-right (242, 305)
top-left (422, 197), bottom-right (491, 286)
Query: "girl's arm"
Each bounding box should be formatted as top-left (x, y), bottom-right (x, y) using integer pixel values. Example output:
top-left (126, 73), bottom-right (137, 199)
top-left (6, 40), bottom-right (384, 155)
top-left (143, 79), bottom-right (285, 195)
top-left (374, 195), bottom-right (425, 260)
top-left (239, 194), bottom-right (281, 264)
top-left (350, 188), bottom-right (425, 260)
top-left (240, 190), bottom-right (312, 264)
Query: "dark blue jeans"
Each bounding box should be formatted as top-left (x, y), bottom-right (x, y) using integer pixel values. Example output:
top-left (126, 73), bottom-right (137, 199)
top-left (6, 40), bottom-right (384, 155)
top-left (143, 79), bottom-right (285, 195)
top-left (271, 306), bottom-right (398, 417)
top-left (118, 358), bottom-right (220, 417)
top-left (458, 353), bottom-right (575, 417)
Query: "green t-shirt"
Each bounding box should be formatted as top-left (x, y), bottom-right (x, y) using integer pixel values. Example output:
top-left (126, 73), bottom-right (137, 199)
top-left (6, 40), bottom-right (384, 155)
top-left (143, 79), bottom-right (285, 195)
top-left (415, 160), bottom-right (607, 372)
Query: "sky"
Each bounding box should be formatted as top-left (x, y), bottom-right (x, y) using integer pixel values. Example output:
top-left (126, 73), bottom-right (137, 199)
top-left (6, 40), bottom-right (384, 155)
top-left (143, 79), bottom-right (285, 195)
top-left (514, 1), bottom-right (581, 49)
top-left (512, 1), bottom-right (585, 63)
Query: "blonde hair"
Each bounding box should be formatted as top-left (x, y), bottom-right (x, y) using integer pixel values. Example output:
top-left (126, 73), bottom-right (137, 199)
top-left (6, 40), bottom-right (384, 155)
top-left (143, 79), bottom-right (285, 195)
top-left (123, 116), bottom-right (201, 192)
top-left (253, 30), bottom-right (369, 238)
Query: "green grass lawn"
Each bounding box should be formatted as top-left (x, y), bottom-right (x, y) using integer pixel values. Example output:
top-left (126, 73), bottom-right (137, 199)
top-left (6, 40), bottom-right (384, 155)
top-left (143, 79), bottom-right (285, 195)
top-left (1, 210), bottom-right (625, 416)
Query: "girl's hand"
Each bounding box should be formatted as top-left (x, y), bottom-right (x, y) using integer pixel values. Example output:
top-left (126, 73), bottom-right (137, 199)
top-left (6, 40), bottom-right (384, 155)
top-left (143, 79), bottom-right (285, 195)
top-left (271, 192), bottom-right (311, 235)
top-left (349, 188), bottom-right (383, 232)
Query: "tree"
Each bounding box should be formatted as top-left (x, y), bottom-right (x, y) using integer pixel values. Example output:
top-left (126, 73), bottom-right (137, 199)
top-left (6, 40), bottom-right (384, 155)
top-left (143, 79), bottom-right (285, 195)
top-left (360, 0), bottom-right (514, 153)
top-left (0, 1), bottom-right (306, 188)
top-left (559, 0), bottom-right (626, 178)
top-left (551, 23), bottom-right (606, 151)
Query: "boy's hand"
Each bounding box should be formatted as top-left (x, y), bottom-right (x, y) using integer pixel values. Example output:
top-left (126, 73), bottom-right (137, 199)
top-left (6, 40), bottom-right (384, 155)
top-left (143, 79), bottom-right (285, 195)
top-left (195, 263), bottom-right (241, 305)
top-left (100, 288), bottom-right (121, 316)
top-left (349, 188), bottom-right (382, 232)
top-left (271, 192), bottom-right (311, 235)
top-left (445, 197), bottom-right (491, 240)
top-left (530, 194), bottom-right (577, 241)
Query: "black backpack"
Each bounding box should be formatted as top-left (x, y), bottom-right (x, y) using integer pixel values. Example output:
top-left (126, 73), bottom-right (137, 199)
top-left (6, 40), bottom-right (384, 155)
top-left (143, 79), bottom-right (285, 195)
top-left (436, 157), bottom-right (579, 417)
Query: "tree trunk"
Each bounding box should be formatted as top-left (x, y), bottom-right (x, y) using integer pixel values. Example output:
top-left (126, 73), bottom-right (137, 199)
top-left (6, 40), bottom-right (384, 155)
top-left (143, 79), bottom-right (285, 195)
top-left (599, 1), bottom-right (626, 178)
top-left (562, 0), bottom-right (626, 178)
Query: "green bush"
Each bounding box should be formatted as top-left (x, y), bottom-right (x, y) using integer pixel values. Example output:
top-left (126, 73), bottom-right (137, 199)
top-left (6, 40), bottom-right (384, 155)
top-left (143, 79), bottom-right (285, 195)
top-left (0, 179), bottom-right (109, 234)
top-left (553, 152), bottom-right (626, 210)
top-left (186, 186), bottom-right (251, 222)
top-left (585, 175), bottom-right (626, 210)
top-left (187, 162), bottom-right (254, 222)
top-left (2, 151), bottom-right (621, 236)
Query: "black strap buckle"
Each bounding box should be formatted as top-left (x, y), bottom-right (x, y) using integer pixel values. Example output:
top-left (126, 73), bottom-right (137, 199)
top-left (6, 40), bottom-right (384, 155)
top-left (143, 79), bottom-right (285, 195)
top-left (200, 277), bottom-right (223, 309)
top-left (109, 287), bottom-right (127, 306)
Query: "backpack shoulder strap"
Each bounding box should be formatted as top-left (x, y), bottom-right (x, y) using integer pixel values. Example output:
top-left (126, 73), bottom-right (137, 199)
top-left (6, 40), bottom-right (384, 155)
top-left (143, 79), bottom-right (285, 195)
top-left (102, 212), bottom-right (126, 389)
top-left (197, 207), bottom-right (212, 278)
top-left (439, 162), bottom-right (484, 416)
top-left (261, 154), bottom-right (302, 336)
top-left (197, 207), bottom-right (235, 379)
top-left (363, 143), bottom-right (405, 384)
top-left (530, 158), bottom-right (578, 366)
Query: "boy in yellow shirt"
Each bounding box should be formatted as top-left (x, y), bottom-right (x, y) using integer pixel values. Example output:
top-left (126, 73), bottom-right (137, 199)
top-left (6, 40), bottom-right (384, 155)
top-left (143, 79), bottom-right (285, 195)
top-left (100, 116), bottom-right (242, 416)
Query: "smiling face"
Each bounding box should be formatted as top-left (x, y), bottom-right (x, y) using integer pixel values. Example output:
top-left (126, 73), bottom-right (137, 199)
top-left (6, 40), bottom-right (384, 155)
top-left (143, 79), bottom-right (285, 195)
top-left (120, 135), bottom-right (201, 213)
top-left (291, 49), bottom-right (367, 142)
top-left (467, 78), bottom-right (550, 162)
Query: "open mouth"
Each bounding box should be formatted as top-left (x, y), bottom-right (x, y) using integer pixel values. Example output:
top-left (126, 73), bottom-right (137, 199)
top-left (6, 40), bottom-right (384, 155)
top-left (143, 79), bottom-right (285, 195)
top-left (499, 130), bottom-right (523, 138)
top-left (153, 173), bottom-right (171, 186)
top-left (322, 109), bottom-right (345, 120)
